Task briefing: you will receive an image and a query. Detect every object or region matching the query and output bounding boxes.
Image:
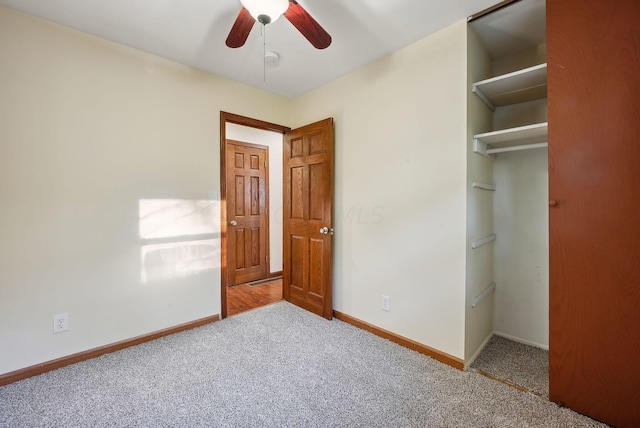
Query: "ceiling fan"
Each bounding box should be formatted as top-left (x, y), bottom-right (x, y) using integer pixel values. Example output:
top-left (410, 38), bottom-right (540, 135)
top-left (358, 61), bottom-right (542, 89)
top-left (225, 0), bottom-right (332, 50)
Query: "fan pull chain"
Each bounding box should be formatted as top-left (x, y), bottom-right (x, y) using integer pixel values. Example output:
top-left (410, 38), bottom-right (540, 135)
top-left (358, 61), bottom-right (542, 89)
top-left (262, 23), bottom-right (266, 82)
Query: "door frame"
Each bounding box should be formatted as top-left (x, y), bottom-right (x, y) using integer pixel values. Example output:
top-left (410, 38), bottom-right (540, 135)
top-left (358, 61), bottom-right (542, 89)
top-left (220, 112), bottom-right (290, 319)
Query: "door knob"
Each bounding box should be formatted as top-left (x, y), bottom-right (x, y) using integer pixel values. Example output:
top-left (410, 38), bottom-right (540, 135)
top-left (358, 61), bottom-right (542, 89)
top-left (230, 220), bottom-right (237, 226)
top-left (320, 227), bottom-right (334, 235)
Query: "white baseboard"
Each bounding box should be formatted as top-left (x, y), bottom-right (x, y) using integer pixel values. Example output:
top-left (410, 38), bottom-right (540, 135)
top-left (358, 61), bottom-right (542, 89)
top-left (494, 331), bottom-right (549, 351)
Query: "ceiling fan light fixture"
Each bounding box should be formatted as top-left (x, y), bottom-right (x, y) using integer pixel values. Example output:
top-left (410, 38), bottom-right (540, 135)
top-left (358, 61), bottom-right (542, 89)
top-left (240, 0), bottom-right (289, 24)
top-left (226, 0), bottom-right (331, 50)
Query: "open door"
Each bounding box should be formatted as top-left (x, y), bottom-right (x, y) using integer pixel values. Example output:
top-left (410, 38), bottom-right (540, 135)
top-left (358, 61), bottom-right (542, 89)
top-left (283, 118), bottom-right (334, 319)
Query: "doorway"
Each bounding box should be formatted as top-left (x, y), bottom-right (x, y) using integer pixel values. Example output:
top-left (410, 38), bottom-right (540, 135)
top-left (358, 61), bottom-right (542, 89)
top-left (220, 112), bottom-right (290, 318)
top-left (220, 112), bottom-right (336, 320)
top-left (226, 278), bottom-right (283, 316)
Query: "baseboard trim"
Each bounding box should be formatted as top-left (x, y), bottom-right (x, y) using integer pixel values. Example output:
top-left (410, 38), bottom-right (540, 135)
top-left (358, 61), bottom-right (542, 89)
top-left (333, 310), bottom-right (464, 370)
top-left (267, 271), bottom-right (283, 279)
top-left (494, 331), bottom-right (549, 351)
top-left (0, 314), bottom-right (220, 387)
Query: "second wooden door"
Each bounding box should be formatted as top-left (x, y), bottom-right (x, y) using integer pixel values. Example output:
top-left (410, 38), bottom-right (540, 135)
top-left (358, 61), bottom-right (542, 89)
top-left (225, 140), bottom-right (269, 285)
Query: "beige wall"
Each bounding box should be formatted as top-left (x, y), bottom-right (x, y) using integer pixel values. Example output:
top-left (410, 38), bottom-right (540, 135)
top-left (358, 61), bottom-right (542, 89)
top-left (290, 21), bottom-right (469, 359)
top-left (0, 6), bottom-right (289, 374)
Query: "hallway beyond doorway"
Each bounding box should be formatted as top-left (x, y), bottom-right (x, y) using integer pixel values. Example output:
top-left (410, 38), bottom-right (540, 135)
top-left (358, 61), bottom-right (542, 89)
top-left (227, 278), bottom-right (283, 316)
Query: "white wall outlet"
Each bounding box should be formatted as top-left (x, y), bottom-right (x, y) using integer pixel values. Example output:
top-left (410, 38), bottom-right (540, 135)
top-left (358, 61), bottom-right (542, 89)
top-left (381, 295), bottom-right (391, 312)
top-left (53, 313), bottom-right (69, 333)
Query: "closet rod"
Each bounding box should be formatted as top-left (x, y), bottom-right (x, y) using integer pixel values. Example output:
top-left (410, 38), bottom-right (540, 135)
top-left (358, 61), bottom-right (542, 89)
top-left (472, 182), bottom-right (496, 191)
top-left (487, 142), bottom-right (548, 155)
top-left (468, 0), bottom-right (522, 22)
top-left (472, 233), bottom-right (496, 249)
top-left (472, 282), bottom-right (496, 308)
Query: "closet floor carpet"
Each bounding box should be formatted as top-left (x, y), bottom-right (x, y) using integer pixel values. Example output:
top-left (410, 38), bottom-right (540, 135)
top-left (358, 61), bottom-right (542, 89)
top-left (471, 335), bottom-right (549, 398)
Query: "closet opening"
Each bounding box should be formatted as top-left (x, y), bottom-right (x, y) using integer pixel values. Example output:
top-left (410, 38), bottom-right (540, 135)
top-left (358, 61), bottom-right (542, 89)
top-left (465, 0), bottom-right (549, 398)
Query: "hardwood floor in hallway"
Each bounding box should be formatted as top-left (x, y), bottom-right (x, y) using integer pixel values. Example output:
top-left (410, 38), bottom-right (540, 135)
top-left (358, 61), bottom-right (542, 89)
top-left (227, 278), bottom-right (283, 316)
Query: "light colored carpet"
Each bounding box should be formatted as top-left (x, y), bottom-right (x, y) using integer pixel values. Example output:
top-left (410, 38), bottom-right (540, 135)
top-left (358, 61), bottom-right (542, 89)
top-left (471, 335), bottom-right (549, 398)
top-left (0, 302), bottom-right (605, 427)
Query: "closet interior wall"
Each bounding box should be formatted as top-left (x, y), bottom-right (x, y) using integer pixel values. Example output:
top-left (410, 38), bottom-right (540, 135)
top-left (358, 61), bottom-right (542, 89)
top-left (492, 45), bottom-right (549, 349)
top-left (464, 25), bottom-right (494, 364)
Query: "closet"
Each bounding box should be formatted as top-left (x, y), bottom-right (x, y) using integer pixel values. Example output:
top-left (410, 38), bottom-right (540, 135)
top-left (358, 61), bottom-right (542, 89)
top-left (472, 0), bottom-right (548, 348)
top-left (465, 0), bottom-right (549, 386)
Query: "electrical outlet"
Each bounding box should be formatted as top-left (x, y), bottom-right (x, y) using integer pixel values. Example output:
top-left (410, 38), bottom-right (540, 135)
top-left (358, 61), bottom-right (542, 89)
top-left (53, 313), bottom-right (69, 333)
top-left (381, 295), bottom-right (390, 312)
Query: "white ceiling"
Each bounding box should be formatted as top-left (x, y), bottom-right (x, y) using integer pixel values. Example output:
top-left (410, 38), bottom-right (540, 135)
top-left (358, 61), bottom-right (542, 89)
top-left (0, 0), bottom-right (506, 98)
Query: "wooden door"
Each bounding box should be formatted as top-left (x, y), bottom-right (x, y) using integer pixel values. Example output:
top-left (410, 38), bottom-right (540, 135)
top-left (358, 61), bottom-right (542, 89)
top-left (283, 118), bottom-right (334, 319)
top-left (225, 140), bottom-right (269, 285)
top-left (548, 0), bottom-right (640, 426)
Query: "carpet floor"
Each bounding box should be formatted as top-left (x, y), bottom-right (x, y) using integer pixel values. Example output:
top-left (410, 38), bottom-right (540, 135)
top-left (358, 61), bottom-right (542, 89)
top-left (471, 335), bottom-right (549, 398)
top-left (0, 302), bottom-right (606, 427)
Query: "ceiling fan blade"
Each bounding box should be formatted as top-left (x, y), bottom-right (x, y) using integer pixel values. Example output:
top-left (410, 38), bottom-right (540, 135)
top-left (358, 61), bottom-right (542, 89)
top-left (284, 1), bottom-right (332, 49)
top-left (226, 7), bottom-right (255, 48)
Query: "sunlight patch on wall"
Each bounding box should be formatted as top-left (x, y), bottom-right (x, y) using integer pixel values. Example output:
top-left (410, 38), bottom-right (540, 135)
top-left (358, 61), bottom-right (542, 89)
top-left (141, 239), bottom-right (219, 283)
top-left (139, 199), bottom-right (218, 239)
top-left (139, 199), bottom-right (220, 284)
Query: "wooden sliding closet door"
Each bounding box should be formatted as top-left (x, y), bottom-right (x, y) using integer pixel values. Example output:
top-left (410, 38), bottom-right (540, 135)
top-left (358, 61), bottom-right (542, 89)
top-left (547, 0), bottom-right (640, 426)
